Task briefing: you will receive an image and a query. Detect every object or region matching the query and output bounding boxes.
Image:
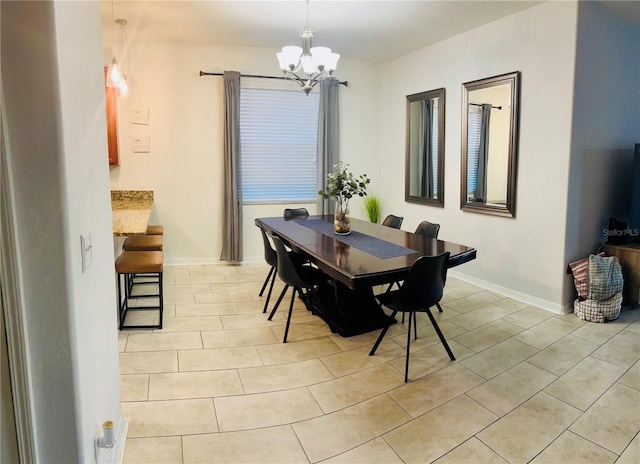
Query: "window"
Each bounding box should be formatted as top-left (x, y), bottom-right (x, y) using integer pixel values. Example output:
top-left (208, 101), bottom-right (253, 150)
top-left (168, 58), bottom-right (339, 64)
top-left (466, 106), bottom-right (481, 198)
top-left (240, 83), bottom-right (319, 203)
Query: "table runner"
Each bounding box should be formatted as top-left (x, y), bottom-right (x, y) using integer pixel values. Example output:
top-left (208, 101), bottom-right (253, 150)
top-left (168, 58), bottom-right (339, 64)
top-left (296, 219), bottom-right (416, 259)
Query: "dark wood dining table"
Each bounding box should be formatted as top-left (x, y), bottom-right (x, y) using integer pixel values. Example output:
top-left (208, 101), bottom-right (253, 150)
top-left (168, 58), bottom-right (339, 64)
top-left (256, 215), bottom-right (477, 337)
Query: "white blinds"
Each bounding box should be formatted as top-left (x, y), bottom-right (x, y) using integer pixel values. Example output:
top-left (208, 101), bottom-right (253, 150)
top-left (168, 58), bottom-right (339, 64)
top-left (240, 86), bottom-right (319, 203)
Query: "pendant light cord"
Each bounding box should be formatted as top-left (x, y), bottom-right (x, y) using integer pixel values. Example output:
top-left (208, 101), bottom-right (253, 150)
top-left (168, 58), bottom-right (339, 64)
top-left (110, 0), bottom-right (116, 57)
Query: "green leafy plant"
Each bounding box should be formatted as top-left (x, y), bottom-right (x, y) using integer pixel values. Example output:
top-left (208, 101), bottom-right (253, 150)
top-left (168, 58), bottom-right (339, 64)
top-left (364, 194), bottom-right (380, 224)
top-left (318, 161), bottom-right (370, 206)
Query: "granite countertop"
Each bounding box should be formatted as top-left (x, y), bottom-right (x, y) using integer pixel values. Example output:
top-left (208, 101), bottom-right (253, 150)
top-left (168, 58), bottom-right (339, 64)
top-left (111, 190), bottom-right (153, 236)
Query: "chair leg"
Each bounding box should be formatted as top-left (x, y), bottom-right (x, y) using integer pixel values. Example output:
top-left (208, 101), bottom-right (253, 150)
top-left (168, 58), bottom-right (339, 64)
top-left (158, 271), bottom-right (164, 330)
top-left (283, 288), bottom-right (297, 343)
top-left (413, 312), bottom-right (418, 340)
top-left (259, 266), bottom-right (275, 296)
top-left (405, 310), bottom-right (412, 382)
top-left (385, 282), bottom-right (395, 294)
top-left (262, 268), bottom-right (277, 313)
top-left (268, 285), bottom-right (288, 321)
top-left (369, 310), bottom-right (398, 355)
top-left (436, 302), bottom-right (443, 313)
top-left (425, 308), bottom-right (455, 360)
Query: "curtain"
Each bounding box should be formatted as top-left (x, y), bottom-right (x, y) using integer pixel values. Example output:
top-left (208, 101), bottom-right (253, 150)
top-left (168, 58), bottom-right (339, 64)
top-left (220, 71), bottom-right (242, 263)
top-left (419, 99), bottom-right (434, 197)
top-left (317, 78), bottom-right (340, 215)
top-left (474, 103), bottom-right (492, 202)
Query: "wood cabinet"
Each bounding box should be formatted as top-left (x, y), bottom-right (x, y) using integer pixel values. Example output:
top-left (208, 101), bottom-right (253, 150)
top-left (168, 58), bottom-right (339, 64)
top-left (602, 242), bottom-right (640, 307)
top-left (104, 67), bottom-right (120, 166)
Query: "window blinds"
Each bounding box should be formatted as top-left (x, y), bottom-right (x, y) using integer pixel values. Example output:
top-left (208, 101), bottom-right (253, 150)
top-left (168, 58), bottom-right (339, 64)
top-left (240, 87), bottom-right (320, 203)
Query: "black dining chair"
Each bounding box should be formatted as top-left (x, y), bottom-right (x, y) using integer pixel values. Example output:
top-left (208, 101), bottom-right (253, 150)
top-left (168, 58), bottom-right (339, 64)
top-left (268, 235), bottom-right (328, 343)
top-left (414, 220), bottom-right (440, 239)
top-left (284, 208), bottom-right (309, 220)
top-left (393, 220), bottom-right (445, 320)
top-left (257, 223), bottom-right (278, 314)
top-left (382, 214), bottom-right (403, 229)
top-left (370, 252), bottom-right (454, 382)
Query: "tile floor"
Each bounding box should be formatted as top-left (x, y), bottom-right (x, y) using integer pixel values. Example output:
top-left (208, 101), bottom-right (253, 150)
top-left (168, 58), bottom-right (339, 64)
top-left (119, 264), bottom-right (640, 464)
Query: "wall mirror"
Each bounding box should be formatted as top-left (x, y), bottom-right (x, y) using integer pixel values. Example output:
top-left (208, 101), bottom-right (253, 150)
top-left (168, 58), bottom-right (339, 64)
top-left (460, 71), bottom-right (520, 217)
top-left (405, 88), bottom-right (445, 207)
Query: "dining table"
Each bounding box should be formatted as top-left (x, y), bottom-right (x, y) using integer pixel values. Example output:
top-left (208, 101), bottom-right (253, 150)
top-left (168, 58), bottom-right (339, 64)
top-left (256, 215), bottom-right (477, 337)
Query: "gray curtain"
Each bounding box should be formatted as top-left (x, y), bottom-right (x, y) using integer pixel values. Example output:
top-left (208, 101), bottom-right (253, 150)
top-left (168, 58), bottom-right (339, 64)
top-left (474, 103), bottom-right (492, 202)
top-left (317, 78), bottom-right (340, 215)
top-left (419, 99), bottom-right (434, 197)
top-left (220, 71), bottom-right (242, 263)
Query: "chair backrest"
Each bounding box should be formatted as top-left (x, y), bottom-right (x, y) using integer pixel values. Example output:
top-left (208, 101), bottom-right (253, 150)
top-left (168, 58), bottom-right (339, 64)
top-left (284, 208), bottom-right (309, 220)
top-left (271, 234), bottom-right (308, 288)
top-left (398, 252), bottom-right (450, 311)
top-left (257, 223), bottom-right (277, 267)
top-left (382, 214), bottom-right (403, 229)
top-left (414, 221), bottom-right (440, 239)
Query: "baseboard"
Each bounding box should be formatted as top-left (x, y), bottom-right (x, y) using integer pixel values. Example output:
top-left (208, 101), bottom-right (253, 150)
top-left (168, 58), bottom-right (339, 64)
top-left (447, 270), bottom-right (572, 315)
top-left (164, 256), bottom-right (263, 266)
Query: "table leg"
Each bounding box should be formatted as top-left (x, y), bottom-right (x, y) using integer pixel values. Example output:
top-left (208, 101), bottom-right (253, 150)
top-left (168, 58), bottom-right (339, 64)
top-left (314, 280), bottom-right (396, 337)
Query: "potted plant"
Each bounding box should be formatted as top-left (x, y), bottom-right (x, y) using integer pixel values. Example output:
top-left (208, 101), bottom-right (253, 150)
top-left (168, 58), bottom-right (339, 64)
top-left (364, 194), bottom-right (381, 224)
top-left (319, 161), bottom-right (370, 234)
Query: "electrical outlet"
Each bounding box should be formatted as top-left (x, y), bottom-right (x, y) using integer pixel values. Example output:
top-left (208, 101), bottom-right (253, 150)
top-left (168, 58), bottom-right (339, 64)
top-left (81, 234), bottom-right (93, 272)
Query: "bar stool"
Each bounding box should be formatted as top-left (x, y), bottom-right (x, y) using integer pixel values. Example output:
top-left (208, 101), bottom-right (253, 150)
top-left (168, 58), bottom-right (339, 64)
top-left (146, 225), bottom-right (164, 235)
top-left (115, 250), bottom-right (164, 330)
top-left (122, 235), bottom-right (163, 297)
top-left (123, 234), bottom-right (163, 251)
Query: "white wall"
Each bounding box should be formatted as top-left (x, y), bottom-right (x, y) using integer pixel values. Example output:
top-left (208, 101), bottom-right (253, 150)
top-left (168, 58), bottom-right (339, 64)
top-left (377, 1), bottom-right (579, 311)
top-left (108, 42), bottom-right (379, 264)
top-left (2, 1), bottom-right (123, 462)
top-left (563, 1), bottom-right (640, 302)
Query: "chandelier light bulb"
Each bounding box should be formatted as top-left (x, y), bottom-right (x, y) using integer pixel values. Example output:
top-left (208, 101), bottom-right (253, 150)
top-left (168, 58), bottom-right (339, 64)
top-left (277, 46), bottom-right (303, 71)
top-left (118, 74), bottom-right (129, 97)
top-left (106, 58), bottom-right (122, 88)
top-left (325, 52), bottom-right (340, 72)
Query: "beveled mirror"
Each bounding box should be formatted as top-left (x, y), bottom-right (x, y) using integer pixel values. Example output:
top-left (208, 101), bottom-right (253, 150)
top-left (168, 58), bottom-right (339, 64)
top-left (461, 71), bottom-right (520, 217)
top-left (405, 88), bottom-right (445, 207)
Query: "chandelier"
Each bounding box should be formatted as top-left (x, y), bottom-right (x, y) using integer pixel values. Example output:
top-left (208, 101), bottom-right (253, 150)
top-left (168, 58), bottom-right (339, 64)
top-left (276, 0), bottom-right (340, 95)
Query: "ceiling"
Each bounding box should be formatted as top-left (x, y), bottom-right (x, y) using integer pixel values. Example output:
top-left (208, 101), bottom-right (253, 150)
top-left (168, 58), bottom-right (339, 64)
top-left (100, 1), bottom-right (640, 64)
top-left (100, 0), bottom-right (548, 63)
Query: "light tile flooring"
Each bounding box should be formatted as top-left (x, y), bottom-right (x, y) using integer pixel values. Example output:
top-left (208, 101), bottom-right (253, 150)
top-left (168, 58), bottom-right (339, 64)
top-left (119, 264), bottom-right (640, 464)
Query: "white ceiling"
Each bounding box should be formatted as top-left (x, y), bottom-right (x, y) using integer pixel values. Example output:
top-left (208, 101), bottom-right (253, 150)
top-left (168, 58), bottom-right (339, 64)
top-left (100, 1), bottom-right (640, 64)
top-left (101, 0), bottom-right (548, 63)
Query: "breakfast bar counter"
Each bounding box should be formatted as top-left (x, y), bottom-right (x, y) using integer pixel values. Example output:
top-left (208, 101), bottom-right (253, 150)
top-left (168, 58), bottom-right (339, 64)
top-left (111, 190), bottom-right (153, 236)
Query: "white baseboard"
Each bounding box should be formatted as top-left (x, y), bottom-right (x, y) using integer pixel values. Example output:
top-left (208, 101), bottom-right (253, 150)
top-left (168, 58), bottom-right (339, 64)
top-left (164, 256), bottom-right (264, 266)
top-left (447, 270), bottom-right (572, 315)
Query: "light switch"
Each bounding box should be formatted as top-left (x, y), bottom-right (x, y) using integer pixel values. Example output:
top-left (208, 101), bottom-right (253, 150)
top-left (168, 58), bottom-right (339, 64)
top-left (81, 234), bottom-right (93, 272)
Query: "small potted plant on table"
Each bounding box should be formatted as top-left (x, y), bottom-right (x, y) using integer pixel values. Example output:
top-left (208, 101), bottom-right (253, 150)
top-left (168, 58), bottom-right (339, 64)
top-left (319, 161), bottom-right (370, 235)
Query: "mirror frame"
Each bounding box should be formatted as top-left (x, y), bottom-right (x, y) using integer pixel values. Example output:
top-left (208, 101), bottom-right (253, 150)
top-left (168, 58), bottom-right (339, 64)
top-left (405, 88), bottom-right (446, 207)
top-left (460, 71), bottom-right (520, 218)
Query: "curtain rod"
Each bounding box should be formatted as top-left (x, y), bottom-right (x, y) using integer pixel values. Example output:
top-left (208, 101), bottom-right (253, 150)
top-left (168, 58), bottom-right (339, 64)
top-left (199, 71), bottom-right (348, 87)
top-left (469, 102), bottom-right (502, 110)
